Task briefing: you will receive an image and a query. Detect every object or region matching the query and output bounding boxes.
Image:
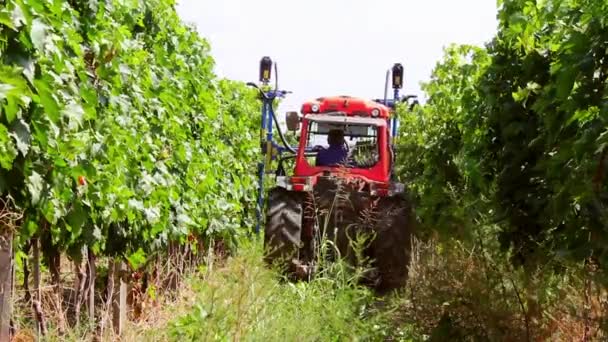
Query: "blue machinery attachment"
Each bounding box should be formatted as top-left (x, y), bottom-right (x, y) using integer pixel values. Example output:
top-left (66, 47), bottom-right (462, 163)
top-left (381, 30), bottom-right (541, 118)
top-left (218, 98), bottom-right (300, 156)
top-left (247, 57), bottom-right (297, 234)
top-left (249, 57), bottom-right (419, 234)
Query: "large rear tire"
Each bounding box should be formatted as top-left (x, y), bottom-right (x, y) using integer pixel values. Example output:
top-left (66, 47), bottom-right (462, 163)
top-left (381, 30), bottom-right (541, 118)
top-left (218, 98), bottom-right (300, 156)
top-left (370, 195), bottom-right (414, 292)
top-left (263, 187), bottom-right (305, 272)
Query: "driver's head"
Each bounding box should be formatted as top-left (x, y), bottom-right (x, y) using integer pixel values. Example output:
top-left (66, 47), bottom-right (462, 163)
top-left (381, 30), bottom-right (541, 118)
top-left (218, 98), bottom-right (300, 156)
top-left (327, 129), bottom-right (344, 146)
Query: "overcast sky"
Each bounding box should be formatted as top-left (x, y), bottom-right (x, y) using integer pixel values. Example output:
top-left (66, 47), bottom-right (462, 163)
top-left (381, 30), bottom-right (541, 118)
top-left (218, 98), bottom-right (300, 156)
top-left (175, 0), bottom-right (498, 112)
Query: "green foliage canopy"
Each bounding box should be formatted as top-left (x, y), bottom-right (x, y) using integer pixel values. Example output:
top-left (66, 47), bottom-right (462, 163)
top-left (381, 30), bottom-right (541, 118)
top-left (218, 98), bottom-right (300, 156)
top-left (0, 0), bottom-right (260, 264)
top-left (397, 0), bottom-right (608, 269)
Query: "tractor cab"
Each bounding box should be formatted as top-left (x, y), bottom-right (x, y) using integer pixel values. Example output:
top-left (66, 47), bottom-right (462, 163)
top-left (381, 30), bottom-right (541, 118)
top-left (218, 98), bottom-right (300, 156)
top-left (285, 96), bottom-right (394, 185)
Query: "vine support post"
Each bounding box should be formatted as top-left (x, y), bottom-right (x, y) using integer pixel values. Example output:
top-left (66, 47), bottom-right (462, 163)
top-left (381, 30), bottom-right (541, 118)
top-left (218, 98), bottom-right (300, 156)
top-left (86, 248), bottom-right (96, 324)
top-left (32, 238), bottom-right (45, 337)
top-left (22, 241), bottom-right (31, 303)
top-left (0, 232), bottom-right (13, 342)
top-left (49, 247), bottom-right (65, 335)
top-left (73, 253), bottom-right (87, 327)
top-left (111, 261), bottom-right (127, 336)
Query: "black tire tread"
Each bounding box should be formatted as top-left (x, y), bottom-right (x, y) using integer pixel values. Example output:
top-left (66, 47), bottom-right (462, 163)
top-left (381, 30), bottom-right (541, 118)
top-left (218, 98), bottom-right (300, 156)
top-left (263, 187), bottom-right (305, 269)
top-left (371, 195), bottom-right (414, 291)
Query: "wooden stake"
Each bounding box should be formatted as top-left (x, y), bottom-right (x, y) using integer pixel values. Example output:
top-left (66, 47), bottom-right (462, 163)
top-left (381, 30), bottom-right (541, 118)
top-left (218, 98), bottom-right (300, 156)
top-left (112, 261), bottom-right (127, 336)
top-left (0, 232), bottom-right (13, 342)
top-left (87, 248), bottom-right (96, 324)
top-left (22, 241), bottom-right (31, 302)
top-left (49, 248), bottom-right (65, 335)
top-left (98, 259), bottom-right (115, 338)
top-left (32, 238), bottom-right (45, 337)
top-left (74, 256), bottom-right (87, 326)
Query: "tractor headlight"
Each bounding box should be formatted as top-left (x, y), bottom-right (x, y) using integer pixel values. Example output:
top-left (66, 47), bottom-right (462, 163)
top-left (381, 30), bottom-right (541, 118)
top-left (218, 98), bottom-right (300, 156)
top-left (311, 104), bottom-right (320, 113)
top-left (371, 108), bottom-right (380, 117)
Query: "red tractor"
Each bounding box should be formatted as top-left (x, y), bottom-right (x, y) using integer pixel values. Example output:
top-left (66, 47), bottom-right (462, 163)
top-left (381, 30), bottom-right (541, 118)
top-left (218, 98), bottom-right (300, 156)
top-left (248, 57), bottom-right (418, 291)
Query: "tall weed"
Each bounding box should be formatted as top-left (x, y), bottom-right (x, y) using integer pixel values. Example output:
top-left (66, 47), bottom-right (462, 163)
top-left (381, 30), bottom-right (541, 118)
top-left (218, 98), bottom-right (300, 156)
top-left (166, 237), bottom-right (402, 341)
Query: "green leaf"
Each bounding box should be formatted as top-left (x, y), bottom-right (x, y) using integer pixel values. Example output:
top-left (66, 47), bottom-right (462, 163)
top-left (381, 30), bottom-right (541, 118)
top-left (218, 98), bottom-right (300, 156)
top-left (0, 4), bottom-right (25, 31)
top-left (62, 102), bottom-right (85, 130)
top-left (0, 11), bottom-right (15, 30)
top-left (512, 87), bottom-right (529, 103)
top-left (0, 124), bottom-right (18, 170)
top-left (25, 219), bottom-right (38, 238)
top-left (27, 171), bottom-right (44, 205)
top-left (10, 118), bottom-right (31, 156)
top-left (11, 4), bottom-right (26, 29)
top-left (18, 57), bottom-right (36, 84)
top-left (0, 84), bottom-right (15, 101)
top-left (34, 78), bottom-right (61, 122)
top-left (30, 18), bottom-right (49, 52)
top-left (66, 202), bottom-right (87, 239)
top-left (566, 107), bottom-right (599, 126)
top-left (555, 67), bottom-right (576, 100)
top-left (508, 13), bottom-right (527, 34)
top-left (127, 248), bottom-right (147, 270)
top-left (93, 226), bottom-right (103, 241)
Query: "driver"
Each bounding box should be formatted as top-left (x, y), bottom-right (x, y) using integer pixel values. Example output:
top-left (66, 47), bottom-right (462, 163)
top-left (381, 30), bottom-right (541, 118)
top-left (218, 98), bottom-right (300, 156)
top-left (315, 129), bottom-right (348, 167)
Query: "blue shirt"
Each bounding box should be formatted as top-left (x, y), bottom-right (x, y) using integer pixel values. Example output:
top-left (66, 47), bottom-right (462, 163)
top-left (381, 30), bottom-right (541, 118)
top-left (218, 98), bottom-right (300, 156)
top-left (315, 145), bottom-right (348, 166)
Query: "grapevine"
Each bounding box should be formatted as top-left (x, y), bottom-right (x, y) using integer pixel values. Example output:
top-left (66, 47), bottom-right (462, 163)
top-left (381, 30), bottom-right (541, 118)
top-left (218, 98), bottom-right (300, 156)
top-left (396, 0), bottom-right (608, 270)
top-left (0, 0), bottom-right (259, 268)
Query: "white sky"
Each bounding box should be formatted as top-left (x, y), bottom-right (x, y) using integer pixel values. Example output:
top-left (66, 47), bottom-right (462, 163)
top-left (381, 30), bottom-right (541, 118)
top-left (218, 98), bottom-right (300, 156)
top-left (175, 0), bottom-right (498, 113)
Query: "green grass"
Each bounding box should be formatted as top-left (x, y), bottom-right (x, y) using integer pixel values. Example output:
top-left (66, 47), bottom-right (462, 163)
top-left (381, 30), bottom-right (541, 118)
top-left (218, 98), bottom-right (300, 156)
top-left (144, 237), bottom-right (415, 341)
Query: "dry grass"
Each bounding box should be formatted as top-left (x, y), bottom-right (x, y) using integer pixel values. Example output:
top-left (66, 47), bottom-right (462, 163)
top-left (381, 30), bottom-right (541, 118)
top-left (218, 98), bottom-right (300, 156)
top-left (120, 272), bottom-right (204, 342)
top-left (387, 237), bottom-right (608, 341)
top-left (10, 240), bottom-right (225, 341)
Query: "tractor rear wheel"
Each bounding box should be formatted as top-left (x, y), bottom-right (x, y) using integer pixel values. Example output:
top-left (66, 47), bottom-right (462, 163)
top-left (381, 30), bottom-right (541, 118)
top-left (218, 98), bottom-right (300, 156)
top-left (263, 187), bottom-right (305, 272)
top-left (370, 194), bottom-right (414, 292)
